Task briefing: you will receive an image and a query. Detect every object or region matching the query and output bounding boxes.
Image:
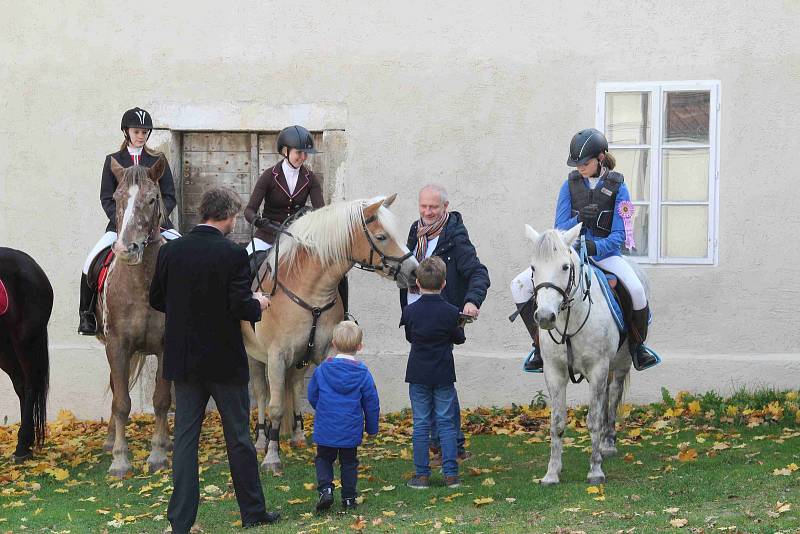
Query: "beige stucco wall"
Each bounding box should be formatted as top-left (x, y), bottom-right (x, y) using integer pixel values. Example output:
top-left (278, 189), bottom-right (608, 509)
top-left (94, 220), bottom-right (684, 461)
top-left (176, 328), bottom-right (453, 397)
top-left (1, 1), bottom-right (798, 421)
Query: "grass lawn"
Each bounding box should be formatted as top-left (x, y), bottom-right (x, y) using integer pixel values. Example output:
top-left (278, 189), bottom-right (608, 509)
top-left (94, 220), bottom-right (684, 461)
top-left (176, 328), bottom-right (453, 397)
top-left (1, 388), bottom-right (799, 533)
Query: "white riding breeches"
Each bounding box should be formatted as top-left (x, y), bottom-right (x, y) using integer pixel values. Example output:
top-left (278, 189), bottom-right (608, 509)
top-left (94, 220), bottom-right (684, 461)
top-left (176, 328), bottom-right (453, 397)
top-left (245, 237), bottom-right (272, 255)
top-left (82, 229), bottom-right (182, 274)
top-left (509, 255), bottom-right (647, 310)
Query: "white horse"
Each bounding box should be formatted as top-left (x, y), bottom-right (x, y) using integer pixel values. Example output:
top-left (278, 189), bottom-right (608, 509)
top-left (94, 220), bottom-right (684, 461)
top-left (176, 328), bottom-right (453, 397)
top-left (523, 223), bottom-right (648, 485)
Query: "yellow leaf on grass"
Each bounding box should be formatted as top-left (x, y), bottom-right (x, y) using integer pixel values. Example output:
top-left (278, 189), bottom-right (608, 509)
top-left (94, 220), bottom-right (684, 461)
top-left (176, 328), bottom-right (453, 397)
top-left (623, 453), bottom-right (635, 463)
top-left (711, 442), bottom-right (731, 451)
top-left (586, 485), bottom-right (602, 494)
top-left (371, 518), bottom-right (383, 526)
top-left (203, 484), bottom-right (221, 495)
top-left (505, 497), bottom-right (516, 503)
top-left (687, 400), bottom-right (701, 415)
top-left (670, 518), bottom-right (688, 527)
top-left (382, 510), bottom-right (396, 517)
top-left (287, 498), bottom-right (308, 505)
top-left (276, 485), bottom-right (290, 492)
top-left (350, 515), bottom-right (367, 530)
top-left (481, 477), bottom-right (496, 486)
top-left (678, 448), bottom-right (698, 462)
top-left (473, 497), bottom-right (494, 507)
top-left (444, 516), bottom-right (457, 523)
top-left (47, 468), bottom-right (70, 481)
top-left (303, 482), bottom-right (316, 491)
top-left (775, 501), bottom-right (791, 514)
top-left (381, 485), bottom-right (396, 492)
top-left (725, 405), bottom-right (739, 416)
top-left (663, 507), bottom-right (680, 514)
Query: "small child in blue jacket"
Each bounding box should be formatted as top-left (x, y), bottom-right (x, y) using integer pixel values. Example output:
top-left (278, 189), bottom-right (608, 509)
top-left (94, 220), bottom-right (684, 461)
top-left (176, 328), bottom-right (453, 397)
top-left (400, 256), bottom-right (466, 489)
top-left (308, 321), bottom-right (380, 512)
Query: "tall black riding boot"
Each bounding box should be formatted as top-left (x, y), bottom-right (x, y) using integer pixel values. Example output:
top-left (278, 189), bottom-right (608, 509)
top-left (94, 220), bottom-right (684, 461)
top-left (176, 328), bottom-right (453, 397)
top-left (518, 302), bottom-right (543, 372)
top-left (629, 305), bottom-right (658, 371)
top-left (338, 276), bottom-right (351, 320)
top-left (77, 274), bottom-right (97, 335)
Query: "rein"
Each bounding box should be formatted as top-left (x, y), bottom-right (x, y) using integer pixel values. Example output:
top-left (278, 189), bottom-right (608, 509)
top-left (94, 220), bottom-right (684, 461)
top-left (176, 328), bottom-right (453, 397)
top-left (349, 211), bottom-right (413, 280)
top-left (531, 236), bottom-right (594, 384)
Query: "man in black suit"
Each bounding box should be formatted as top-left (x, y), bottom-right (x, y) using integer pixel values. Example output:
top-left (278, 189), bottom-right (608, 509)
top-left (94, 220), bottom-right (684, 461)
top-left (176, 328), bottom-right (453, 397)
top-left (149, 187), bottom-right (279, 533)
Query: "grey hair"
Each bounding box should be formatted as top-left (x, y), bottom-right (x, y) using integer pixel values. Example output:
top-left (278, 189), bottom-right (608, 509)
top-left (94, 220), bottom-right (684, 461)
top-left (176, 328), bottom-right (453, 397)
top-left (199, 187), bottom-right (242, 221)
top-left (419, 183), bottom-right (449, 205)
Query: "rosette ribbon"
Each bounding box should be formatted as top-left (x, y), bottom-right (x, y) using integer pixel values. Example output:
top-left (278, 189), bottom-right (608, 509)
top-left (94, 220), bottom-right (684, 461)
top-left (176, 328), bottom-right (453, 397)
top-left (617, 200), bottom-right (636, 250)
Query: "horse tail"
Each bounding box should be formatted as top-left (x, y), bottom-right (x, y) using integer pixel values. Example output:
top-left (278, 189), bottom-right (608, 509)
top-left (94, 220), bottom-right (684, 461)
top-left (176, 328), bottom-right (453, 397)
top-left (28, 329), bottom-right (50, 450)
top-left (128, 353), bottom-right (149, 390)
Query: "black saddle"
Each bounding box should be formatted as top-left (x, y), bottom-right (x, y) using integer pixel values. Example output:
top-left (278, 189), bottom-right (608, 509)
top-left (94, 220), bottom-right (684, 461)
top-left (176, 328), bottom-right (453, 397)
top-left (87, 246), bottom-right (113, 291)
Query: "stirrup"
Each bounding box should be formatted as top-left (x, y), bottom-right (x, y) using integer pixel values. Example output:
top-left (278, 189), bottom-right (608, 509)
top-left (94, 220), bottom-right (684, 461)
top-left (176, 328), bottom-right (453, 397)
top-left (632, 345), bottom-right (661, 371)
top-left (522, 346), bottom-right (543, 374)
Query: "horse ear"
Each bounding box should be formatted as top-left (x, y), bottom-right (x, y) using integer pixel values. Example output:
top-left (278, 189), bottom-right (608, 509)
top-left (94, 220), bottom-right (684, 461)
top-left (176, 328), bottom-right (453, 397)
top-left (383, 193), bottom-right (398, 208)
top-left (363, 197), bottom-right (386, 219)
top-left (148, 156), bottom-right (166, 183)
top-left (563, 223), bottom-right (583, 247)
top-left (109, 157), bottom-right (125, 182)
top-left (524, 224), bottom-right (540, 243)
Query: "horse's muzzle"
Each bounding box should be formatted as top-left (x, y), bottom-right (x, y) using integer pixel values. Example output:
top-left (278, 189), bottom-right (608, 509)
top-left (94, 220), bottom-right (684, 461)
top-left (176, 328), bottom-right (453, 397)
top-left (535, 309), bottom-right (557, 330)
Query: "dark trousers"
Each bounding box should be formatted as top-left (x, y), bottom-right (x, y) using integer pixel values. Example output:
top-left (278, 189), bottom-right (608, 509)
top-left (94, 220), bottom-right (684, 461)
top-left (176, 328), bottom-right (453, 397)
top-left (168, 380), bottom-right (266, 534)
top-left (315, 445), bottom-right (359, 499)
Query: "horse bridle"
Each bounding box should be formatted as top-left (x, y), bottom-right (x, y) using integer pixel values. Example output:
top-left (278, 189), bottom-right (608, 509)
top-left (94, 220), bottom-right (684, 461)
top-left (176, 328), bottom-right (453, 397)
top-left (350, 211), bottom-right (413, 281)
top-left (531, 237), bottom-right (594, 383)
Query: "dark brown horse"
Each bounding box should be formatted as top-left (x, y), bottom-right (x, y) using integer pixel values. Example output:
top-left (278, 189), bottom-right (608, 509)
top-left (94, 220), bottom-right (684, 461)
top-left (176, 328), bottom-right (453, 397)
top-left (95, 157), bottom-right (171, 477)
top-left (0, 247), bottom-right (53, 462)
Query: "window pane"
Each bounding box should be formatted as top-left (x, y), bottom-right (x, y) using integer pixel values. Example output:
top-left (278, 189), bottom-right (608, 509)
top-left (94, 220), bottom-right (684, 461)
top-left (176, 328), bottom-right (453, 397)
top-left (660, 205), bottom-right (709, 258)
top-left (662, 149), bottom-right (709, 201)
top-left (605, 92), bottom-right (650, 144)
top-left (623, 203), bottom-right (649, 257)
top-left (664, 91), bottom-right (710, 144)
top-left (612, 148), bottom-right (650, 201)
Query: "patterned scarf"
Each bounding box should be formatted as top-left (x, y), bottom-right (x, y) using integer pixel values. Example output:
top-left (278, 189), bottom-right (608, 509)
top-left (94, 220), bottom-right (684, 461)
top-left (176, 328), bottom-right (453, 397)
top-left (415, 212), bottom-right (449, 262)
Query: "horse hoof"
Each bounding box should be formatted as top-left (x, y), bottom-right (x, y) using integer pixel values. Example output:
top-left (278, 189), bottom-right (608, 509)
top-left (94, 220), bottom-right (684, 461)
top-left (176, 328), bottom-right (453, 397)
top-left (540, 477), bottom-right (560, 486)
top-left (587, 475), bottom-right (606, 485)
top-left (261, 462), bottom-right (283, 476)
top-left (148, 460), bottom-right (169, 473)
top-left (108, 467), bottom-right (131, 479)
top-left (12, 451), bottom-right (33, 464)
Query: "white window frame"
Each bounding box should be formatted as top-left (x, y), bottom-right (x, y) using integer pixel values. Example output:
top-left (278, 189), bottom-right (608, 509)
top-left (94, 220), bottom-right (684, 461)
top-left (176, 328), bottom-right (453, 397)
top-left (596, 80), bottom-right (721, 265)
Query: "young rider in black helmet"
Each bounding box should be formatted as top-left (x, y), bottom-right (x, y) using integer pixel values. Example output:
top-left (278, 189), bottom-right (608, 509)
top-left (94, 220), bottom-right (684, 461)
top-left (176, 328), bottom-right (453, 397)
top-left (77, 107), bottom-right (179, 335)
top-left (511, 128), bottom-right (659, 373)
top-left (243, 125), bottom-right (349, 314)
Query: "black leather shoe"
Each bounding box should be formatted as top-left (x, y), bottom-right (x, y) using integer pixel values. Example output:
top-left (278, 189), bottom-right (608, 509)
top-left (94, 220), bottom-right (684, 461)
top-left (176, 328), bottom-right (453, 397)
top-left (632, 345), bottom-right (659, 371)
top-left (342, 497), bottom-right (358, 510)
top-left (316, 487), bottom-right (334, 512)
top-left (243, 512), bottom-right (280, 527)
top-left (78, 312), bottom-right (97, 335)
top-left (523, 345), bottom-right (543, 372)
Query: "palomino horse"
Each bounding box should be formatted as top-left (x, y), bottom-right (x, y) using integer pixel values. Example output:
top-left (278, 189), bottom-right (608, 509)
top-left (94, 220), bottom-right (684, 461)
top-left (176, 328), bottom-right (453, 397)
top-left (95, 157), bottom-right (171, 477)
top-left (243, 194), bottom-right (418, 474)
top-left (524, 223), bottom-right (646, 485)
top-left (0, 248), bottom-right (53, 462)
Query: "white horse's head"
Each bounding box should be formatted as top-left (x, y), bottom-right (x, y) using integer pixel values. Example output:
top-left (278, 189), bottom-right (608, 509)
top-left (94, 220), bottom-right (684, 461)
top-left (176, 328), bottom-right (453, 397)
top-left (524, 223), bottom-right (583, 330)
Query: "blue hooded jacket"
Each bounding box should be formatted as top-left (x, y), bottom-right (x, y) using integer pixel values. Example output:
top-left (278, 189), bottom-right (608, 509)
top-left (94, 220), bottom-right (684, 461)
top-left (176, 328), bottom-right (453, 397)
top-left (308, 357), bottom-right (380, 448)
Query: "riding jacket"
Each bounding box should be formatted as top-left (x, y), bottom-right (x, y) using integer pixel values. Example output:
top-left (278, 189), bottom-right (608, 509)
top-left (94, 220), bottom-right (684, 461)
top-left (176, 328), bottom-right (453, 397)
top-left (554, 170), bottom-right (630, 261)
top-left (100, 148), bottom-right (177, 232)
top-left (244, 160), bottom-right (324, 244)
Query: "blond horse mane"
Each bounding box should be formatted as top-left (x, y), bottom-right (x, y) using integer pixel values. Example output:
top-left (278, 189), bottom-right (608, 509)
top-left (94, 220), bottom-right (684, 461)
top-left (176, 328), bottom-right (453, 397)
top-left (269, 197), bottom-right (405, 271)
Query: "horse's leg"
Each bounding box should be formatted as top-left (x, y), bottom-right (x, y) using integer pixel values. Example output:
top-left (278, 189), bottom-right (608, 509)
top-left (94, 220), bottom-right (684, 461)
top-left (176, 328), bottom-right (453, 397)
top-left (106, 341), bottom-right (133, 478)
top-left (261, 356), bottom-right (286, 475)
top-left (248, 357), bottom-right (268, 454)
top-left (290, 368), bottom-right (307, 448)
top-left (147, 353), bottom-right (171, 473)
top-left (602, 365), bottom-right (629, 457)
top-left (103, 371), bottom-right (116, 452)
top-left (541, 362), bottom-right (568, 486)
top-left (1, 351), bottom-right (32, 462)
top-left (586, 363), bottom-right (610, 485)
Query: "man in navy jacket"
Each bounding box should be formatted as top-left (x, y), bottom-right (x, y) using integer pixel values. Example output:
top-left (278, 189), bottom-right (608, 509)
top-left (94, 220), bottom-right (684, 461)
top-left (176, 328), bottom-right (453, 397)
top-left (399, 184), bottom-right (490, 459)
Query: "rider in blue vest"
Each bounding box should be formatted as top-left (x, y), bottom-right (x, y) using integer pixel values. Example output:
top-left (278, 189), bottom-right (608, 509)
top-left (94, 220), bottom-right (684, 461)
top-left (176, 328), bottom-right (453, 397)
top-left (511, 128), bottom-right (659, 373)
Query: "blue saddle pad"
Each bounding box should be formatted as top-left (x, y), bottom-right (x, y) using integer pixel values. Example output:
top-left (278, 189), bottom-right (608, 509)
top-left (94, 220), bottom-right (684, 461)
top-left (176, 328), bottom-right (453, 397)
top-left (592, 266), bottom-right (626, 334)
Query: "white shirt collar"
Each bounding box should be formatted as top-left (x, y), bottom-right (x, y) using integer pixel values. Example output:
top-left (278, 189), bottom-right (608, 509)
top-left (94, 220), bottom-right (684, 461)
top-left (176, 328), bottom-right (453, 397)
top-left (127, 145), bottom-right (143, 156)
top-left (334, 354), bottom-right (356, 361)
top-left (281, 159), bottom-right (301, 195)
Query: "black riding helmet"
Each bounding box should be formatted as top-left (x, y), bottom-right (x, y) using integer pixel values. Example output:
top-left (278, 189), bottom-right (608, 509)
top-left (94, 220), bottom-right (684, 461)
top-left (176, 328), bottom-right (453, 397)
top-left (567, 128), bottom-right (608, 167)
top-left (121, 107), bottom-right (153, 141)
top-left (276, 125), bottom-right (319, 155)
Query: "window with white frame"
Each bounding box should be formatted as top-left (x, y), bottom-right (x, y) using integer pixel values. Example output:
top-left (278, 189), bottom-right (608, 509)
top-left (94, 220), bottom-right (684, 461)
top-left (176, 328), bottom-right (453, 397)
top-left (596, 81), bottom-right (720, 264)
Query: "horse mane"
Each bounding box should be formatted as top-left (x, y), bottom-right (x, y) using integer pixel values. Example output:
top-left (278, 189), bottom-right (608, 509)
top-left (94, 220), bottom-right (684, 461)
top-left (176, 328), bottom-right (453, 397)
top-left (120, 165), bottom-right (166, 226)
top-left (271, 197), bottom-right (404, 270)
top-left (532, 229), bottom-right (573, 261)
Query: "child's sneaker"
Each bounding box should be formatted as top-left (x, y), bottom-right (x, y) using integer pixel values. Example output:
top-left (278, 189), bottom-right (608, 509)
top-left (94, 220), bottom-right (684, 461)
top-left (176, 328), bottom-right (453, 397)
top-left (406, 474), bottom-right (430, 489)
top-left (316, 487), bottom-right (333, 512)
top-left (444, 475), bottom-right (460, 488)
top-left (342, 497), bottom-right (358, 510)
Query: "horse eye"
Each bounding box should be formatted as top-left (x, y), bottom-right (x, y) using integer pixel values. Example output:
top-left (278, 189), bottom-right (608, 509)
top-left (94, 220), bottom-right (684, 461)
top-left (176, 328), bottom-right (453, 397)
top-left (375, 234), bottom-right (387, 241)
top-left (562, 264), bottom-right (569, 271)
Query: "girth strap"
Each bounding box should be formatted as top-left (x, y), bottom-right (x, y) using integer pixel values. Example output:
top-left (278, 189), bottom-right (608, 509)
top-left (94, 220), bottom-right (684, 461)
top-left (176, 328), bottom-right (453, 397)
top-left (275, 280), bottom-right (337, 369)
top-left (565, 337), bottom-right (586, 384)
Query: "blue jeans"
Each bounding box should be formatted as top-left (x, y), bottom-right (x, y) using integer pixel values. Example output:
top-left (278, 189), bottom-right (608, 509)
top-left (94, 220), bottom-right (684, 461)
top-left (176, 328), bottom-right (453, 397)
top-left (409, 383), bottom-right (458, 477)
top-left (430, 390), bottom-right (466, 452)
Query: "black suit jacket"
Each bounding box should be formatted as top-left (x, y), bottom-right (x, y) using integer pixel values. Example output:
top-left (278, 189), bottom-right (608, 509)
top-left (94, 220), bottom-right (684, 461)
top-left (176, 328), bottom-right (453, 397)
top-left (149, 225), bottom-right (261, 384)
top-left (101, 148), bottom-right (177, 232)
top-left (400, 294), bottom-right (465, 385)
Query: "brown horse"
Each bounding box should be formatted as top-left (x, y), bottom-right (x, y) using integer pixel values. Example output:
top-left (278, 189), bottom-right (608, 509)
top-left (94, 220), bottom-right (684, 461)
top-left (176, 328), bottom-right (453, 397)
top-left (0, 248), bottom-right (53, 462)
top-left (243, 194), bottom-right (418, 474)
top-left (95, 157), bottom-right (171, 477)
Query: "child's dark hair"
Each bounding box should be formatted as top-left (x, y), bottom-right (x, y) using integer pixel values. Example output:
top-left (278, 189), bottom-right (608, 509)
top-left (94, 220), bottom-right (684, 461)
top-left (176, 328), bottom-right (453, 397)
top-left (602, 151), bottom-right (616, 170)
top-left (416, 256), bottom-right (446, 290)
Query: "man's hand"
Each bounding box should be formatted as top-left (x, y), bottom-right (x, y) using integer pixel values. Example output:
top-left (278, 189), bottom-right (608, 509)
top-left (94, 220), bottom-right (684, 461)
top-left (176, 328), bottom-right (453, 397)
top-left (462, 302), bottom-right (479, 317)
top-left (253, 292), bottom-right (271, 311)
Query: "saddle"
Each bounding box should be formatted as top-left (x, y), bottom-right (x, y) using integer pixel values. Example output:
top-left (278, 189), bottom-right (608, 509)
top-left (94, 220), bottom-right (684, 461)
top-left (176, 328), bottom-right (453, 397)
top-left (0, 278), bottom-right (9, 316)
top-left (590, 260), bottom-right (632, 340)
top-left (249, 249), bottom-right (271, 293)
top-left (87, 246), bottom-right (115, 293)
